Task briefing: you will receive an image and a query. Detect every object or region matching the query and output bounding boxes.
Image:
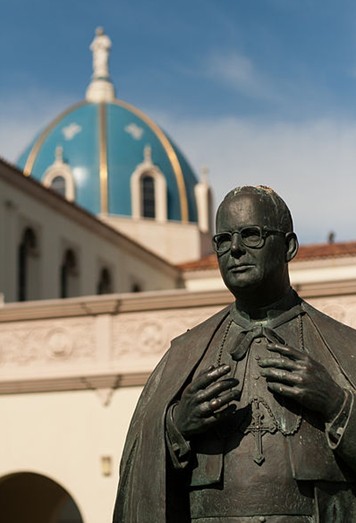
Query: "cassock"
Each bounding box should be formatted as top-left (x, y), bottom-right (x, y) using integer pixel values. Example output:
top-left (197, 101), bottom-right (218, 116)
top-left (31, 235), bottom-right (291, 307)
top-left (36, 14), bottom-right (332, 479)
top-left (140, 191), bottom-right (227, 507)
top-left (113, 291), bottom-right (356, 522)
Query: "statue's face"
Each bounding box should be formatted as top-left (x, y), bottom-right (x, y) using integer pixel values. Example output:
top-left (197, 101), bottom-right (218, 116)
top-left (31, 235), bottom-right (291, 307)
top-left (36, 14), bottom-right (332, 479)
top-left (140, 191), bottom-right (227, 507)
top-left (216, 192), bottom-right (287, 299)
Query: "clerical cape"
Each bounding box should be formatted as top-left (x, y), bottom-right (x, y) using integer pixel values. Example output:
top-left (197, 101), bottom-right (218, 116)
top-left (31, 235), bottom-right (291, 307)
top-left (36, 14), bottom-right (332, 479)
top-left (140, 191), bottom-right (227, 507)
top-left (112, 299), bottom-right (356, 522)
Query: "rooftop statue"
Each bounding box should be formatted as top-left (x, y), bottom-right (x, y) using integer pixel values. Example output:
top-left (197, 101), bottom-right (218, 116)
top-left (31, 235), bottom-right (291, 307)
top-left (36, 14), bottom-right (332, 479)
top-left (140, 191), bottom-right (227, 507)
top-left (90, 27), bottom-right (111, 79)
top-left (113, 186), bottom-right (356, 522)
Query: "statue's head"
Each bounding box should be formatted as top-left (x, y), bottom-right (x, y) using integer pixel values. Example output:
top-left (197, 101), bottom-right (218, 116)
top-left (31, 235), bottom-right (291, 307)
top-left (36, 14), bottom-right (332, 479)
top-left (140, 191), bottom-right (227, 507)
top-left (214, 186), bottom-right (298, 304)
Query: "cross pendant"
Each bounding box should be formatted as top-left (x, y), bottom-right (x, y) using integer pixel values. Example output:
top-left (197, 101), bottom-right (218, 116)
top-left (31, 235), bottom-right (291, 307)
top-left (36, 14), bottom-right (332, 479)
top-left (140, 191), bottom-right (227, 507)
top-left (250, 399), bottom-right (265, 465)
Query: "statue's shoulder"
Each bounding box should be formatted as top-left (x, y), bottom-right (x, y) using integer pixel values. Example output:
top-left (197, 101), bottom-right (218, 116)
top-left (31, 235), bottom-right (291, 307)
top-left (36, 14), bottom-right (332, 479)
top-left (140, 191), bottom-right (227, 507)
top-left (302, 299), bottom-right (356, 387)
top-left (302, 299), bottom-right (356, 340)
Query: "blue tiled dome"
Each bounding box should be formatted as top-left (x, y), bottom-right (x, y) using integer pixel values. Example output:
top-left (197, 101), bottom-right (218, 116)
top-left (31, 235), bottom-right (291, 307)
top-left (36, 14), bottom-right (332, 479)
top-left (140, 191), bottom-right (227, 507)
top-left (17, 99), bottom-right (198, 223)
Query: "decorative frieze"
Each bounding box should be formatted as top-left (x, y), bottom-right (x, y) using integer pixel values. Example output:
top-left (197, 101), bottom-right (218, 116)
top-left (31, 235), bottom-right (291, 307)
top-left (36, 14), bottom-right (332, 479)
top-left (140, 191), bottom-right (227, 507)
top-left (112, 307), bottom-right (221, 361)
top-left (0, 291), bottom-right (355, 394)
top-left (0, 319), bottom-right (95, 367)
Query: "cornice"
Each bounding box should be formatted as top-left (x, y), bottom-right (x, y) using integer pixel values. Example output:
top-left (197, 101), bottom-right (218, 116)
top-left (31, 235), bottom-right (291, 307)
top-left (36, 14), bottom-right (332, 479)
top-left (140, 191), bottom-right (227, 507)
top-left (2, 280), bottom-right (356, 324)
top-left (0, 289), bottom-right (232, 322)
top-left (0, 372), bottom-right (150, 395)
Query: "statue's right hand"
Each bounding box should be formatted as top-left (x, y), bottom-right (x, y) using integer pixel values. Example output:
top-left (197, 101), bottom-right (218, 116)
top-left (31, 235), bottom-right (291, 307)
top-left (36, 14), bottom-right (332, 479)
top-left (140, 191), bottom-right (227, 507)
top-left (173, 364), bottom-right (239, 438)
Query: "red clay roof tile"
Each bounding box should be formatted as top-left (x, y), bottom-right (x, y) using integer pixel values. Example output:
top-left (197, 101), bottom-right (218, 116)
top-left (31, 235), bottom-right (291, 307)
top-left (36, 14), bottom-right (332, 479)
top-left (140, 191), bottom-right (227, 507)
top-left (179, 241), bottom-right (356, 271)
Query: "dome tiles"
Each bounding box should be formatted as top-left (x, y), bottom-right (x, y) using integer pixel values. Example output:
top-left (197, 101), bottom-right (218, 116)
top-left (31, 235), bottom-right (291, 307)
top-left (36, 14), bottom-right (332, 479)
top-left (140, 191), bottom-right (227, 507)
top-left (17, 99), bottom-right (199, 223)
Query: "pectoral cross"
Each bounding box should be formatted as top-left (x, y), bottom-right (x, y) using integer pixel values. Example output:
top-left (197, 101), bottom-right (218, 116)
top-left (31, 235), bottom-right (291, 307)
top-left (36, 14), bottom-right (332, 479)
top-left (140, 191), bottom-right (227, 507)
top-left (246, 398), bottom-right (276, 465)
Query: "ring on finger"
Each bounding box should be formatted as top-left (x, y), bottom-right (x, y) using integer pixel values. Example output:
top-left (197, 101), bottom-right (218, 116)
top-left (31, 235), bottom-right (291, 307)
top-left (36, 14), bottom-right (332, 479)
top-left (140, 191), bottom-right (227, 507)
top-left (209, 398), bottom-right (220, 411)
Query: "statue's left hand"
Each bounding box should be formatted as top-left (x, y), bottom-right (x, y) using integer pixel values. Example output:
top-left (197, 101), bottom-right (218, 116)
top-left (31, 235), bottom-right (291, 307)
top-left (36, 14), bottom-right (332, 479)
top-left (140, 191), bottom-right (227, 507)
top-left (258, 344), bottom-right (345, 422)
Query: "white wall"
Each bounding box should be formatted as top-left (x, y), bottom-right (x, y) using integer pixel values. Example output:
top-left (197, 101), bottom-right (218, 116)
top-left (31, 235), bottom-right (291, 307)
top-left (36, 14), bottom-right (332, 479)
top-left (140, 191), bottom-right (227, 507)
top-left (0, 387), bottom-right (142, 523)
top-left (0, 174), bottom-right (178, 303)
top-left (101, 214), bottom-right (211, 264)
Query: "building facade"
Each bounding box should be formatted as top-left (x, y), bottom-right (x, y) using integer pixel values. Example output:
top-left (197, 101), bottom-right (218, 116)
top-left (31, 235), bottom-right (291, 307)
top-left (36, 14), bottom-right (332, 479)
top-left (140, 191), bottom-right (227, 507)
top-left (0, 158), bottom-right (180, 304)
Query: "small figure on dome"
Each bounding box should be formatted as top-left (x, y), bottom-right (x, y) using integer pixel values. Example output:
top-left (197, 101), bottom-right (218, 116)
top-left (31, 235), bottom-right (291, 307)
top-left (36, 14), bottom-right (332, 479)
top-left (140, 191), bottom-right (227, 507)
top-left (90, 27), bottom-right (112, 79)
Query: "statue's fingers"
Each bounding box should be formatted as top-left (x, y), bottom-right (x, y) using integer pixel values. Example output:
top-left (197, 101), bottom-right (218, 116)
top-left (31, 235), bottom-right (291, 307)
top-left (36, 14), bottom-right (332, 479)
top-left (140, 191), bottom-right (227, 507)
top-left (200, 402), bottom-right (238, 428)
top-left (199, 401), bottom-right (214, 418)
top-left (191, 364), bottom-right (231, 392)
top-left (258, 357), bottom-right (299, 371)
top-left (210, 403), bottom-right (237, 422)
top-left (195, 378), bottom-right (239, 405)
top-left (208, 388), bottom-right (240, 411)
top-left (260, 367), bottom-right (303, 385)
top-left (267, 343), bottom-right (306, 361)
top-left (267, 382), bottom-right (300, 398)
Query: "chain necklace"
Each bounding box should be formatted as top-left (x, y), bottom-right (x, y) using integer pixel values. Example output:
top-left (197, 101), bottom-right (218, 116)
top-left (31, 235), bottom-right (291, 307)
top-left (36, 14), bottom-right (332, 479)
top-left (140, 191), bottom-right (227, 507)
top-left (216, 319), bottom-right (233, 366)
top-left (216, 312), bottom-right (305, 461)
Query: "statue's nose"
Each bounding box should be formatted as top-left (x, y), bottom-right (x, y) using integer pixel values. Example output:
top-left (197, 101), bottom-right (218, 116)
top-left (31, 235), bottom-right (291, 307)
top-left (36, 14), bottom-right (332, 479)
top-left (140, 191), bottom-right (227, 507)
top-left (230, 232), bottom-right (246, 254)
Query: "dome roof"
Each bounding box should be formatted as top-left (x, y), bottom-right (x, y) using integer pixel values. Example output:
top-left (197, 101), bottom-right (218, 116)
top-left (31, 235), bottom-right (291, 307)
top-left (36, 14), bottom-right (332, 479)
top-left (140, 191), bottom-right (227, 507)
top-left (17, 29), bottom-right (199, 223)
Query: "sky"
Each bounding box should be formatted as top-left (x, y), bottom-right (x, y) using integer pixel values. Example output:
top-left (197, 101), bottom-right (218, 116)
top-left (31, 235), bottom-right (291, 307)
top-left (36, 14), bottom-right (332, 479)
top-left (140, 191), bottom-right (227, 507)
top-left (2, 0), bottom-right (356, 244)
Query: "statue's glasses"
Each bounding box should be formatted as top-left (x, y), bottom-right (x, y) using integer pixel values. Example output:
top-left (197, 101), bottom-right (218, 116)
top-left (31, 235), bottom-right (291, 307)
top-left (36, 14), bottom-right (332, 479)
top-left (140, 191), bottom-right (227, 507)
top-left (212, 226), bottom-right (286, 255)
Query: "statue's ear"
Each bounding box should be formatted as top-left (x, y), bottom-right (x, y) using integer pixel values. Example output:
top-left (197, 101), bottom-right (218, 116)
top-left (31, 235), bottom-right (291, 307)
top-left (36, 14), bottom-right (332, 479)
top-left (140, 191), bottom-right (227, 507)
top-left (285, 232), bottom-right (299, 262)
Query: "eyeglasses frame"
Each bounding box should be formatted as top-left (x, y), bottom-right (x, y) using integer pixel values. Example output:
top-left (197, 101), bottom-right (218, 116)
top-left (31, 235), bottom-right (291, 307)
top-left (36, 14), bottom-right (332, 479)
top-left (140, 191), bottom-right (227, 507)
top-left (212, 226), bottom-right (287, 255)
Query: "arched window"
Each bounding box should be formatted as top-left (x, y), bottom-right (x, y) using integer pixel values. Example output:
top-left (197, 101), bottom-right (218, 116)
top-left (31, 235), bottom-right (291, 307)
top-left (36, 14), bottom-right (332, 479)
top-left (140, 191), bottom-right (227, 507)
top-left (18, 227), bottom-right (39, 301)
top-left (141, 174), bottom-right (155, 218)
top-left (131, 145), bottom-right (167, 222)
top-left (97, 267), bottom-right (112, 295)
top-left (60, 249), bottom-right (79, 298)
top-left (43, 146), bottom-right (75, 201)
top-left (131, 282), bottom-right (142, 293)
top-left (50, 175), bottom-right (66, 198)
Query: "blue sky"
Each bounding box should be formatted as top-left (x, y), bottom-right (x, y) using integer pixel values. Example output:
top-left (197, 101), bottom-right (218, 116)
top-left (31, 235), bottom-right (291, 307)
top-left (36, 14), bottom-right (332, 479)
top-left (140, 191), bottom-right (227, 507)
top-left (2, 0), bottom-right (356, 243)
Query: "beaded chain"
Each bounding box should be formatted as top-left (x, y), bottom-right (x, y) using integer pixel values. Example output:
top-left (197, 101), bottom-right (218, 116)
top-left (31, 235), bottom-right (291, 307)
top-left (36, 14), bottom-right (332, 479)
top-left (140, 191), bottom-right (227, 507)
top-left (215, 312), bottom-right (305, 437)
top-left (216, 319), bottom-right (233, 366)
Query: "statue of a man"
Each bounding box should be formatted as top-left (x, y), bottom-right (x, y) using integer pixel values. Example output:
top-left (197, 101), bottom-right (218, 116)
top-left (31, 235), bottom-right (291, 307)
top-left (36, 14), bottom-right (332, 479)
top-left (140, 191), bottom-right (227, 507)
top-left (113, 186), bottom-right (356, 522)
top-left (90, 27), bottom-right (111, 79)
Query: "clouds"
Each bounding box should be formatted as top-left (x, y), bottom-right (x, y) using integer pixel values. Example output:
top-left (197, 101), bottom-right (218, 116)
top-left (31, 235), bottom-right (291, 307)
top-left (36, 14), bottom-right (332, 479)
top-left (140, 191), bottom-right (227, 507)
top-left (206, 52), bottom-right (259, 94)
top-left (152, 110), bottom-right (356, 243)
top-left (2, 85), bottom-right (356, 247)
top-left (204, 51), bottom-right (278, 103)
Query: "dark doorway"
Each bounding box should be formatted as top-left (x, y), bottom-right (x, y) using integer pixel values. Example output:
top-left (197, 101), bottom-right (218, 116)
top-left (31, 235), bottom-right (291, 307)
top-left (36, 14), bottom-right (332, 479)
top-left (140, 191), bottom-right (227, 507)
top-left (0, 472), bottom-right (84, 523)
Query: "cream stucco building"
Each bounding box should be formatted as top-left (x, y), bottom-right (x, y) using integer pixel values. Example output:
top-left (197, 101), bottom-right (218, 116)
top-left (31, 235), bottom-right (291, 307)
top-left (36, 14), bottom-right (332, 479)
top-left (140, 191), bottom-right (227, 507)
top-left (2, 284), bottom-right (356, 522)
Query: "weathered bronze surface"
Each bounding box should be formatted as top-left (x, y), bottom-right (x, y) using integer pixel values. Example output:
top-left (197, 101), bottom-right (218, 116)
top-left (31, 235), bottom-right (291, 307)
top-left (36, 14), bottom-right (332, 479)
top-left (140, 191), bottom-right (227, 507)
top-left (113, 186), bottom-right (356, 522)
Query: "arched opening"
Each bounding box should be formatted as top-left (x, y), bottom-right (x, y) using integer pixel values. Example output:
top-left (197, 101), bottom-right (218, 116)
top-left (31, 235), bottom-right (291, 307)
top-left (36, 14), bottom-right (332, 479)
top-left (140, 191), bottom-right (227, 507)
top-left (18, 227), bottom-right (39, 301)
top-left (141, 174), bottom-right (156, 218)
top-left (97, 267), bottom-right (112, 294)
top-left (42, 146), bottom-right (76, 202)
top-left (60, 249), bottom-right (79, 298)
top-left (50, 175), bottom-right (67, 198)
top-left (0, 472), bottom-right (84, 523)
top-left (131, 146), bottom-right (167, 222)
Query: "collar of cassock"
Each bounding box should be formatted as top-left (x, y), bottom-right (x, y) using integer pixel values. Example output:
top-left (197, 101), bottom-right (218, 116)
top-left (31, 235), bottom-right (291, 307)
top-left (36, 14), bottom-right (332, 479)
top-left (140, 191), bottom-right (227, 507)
top-left (228, 288), bottom-right (304, 362)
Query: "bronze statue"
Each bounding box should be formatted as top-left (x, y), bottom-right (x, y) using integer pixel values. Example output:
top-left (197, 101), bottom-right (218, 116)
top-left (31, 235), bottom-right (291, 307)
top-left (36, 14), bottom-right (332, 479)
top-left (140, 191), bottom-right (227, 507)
top-left (113, 186), bottom-right (356, 522)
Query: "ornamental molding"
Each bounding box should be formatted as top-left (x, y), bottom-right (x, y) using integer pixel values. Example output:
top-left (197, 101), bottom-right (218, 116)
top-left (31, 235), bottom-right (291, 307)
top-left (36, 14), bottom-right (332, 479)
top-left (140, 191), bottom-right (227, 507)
top-left (112, 307), bottom-right (219, 363)
top-left (0, 289), bottom-right (356, 394)
top-left (0, 318), bottom-right (95, 368)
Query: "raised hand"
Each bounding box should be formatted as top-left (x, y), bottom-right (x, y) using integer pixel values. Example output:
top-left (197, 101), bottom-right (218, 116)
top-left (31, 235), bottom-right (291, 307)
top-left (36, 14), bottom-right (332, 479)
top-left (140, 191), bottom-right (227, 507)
top-left (173, 364), bottom-right (240, 438)
top-left (258, 344), bottom-right (345, 421)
